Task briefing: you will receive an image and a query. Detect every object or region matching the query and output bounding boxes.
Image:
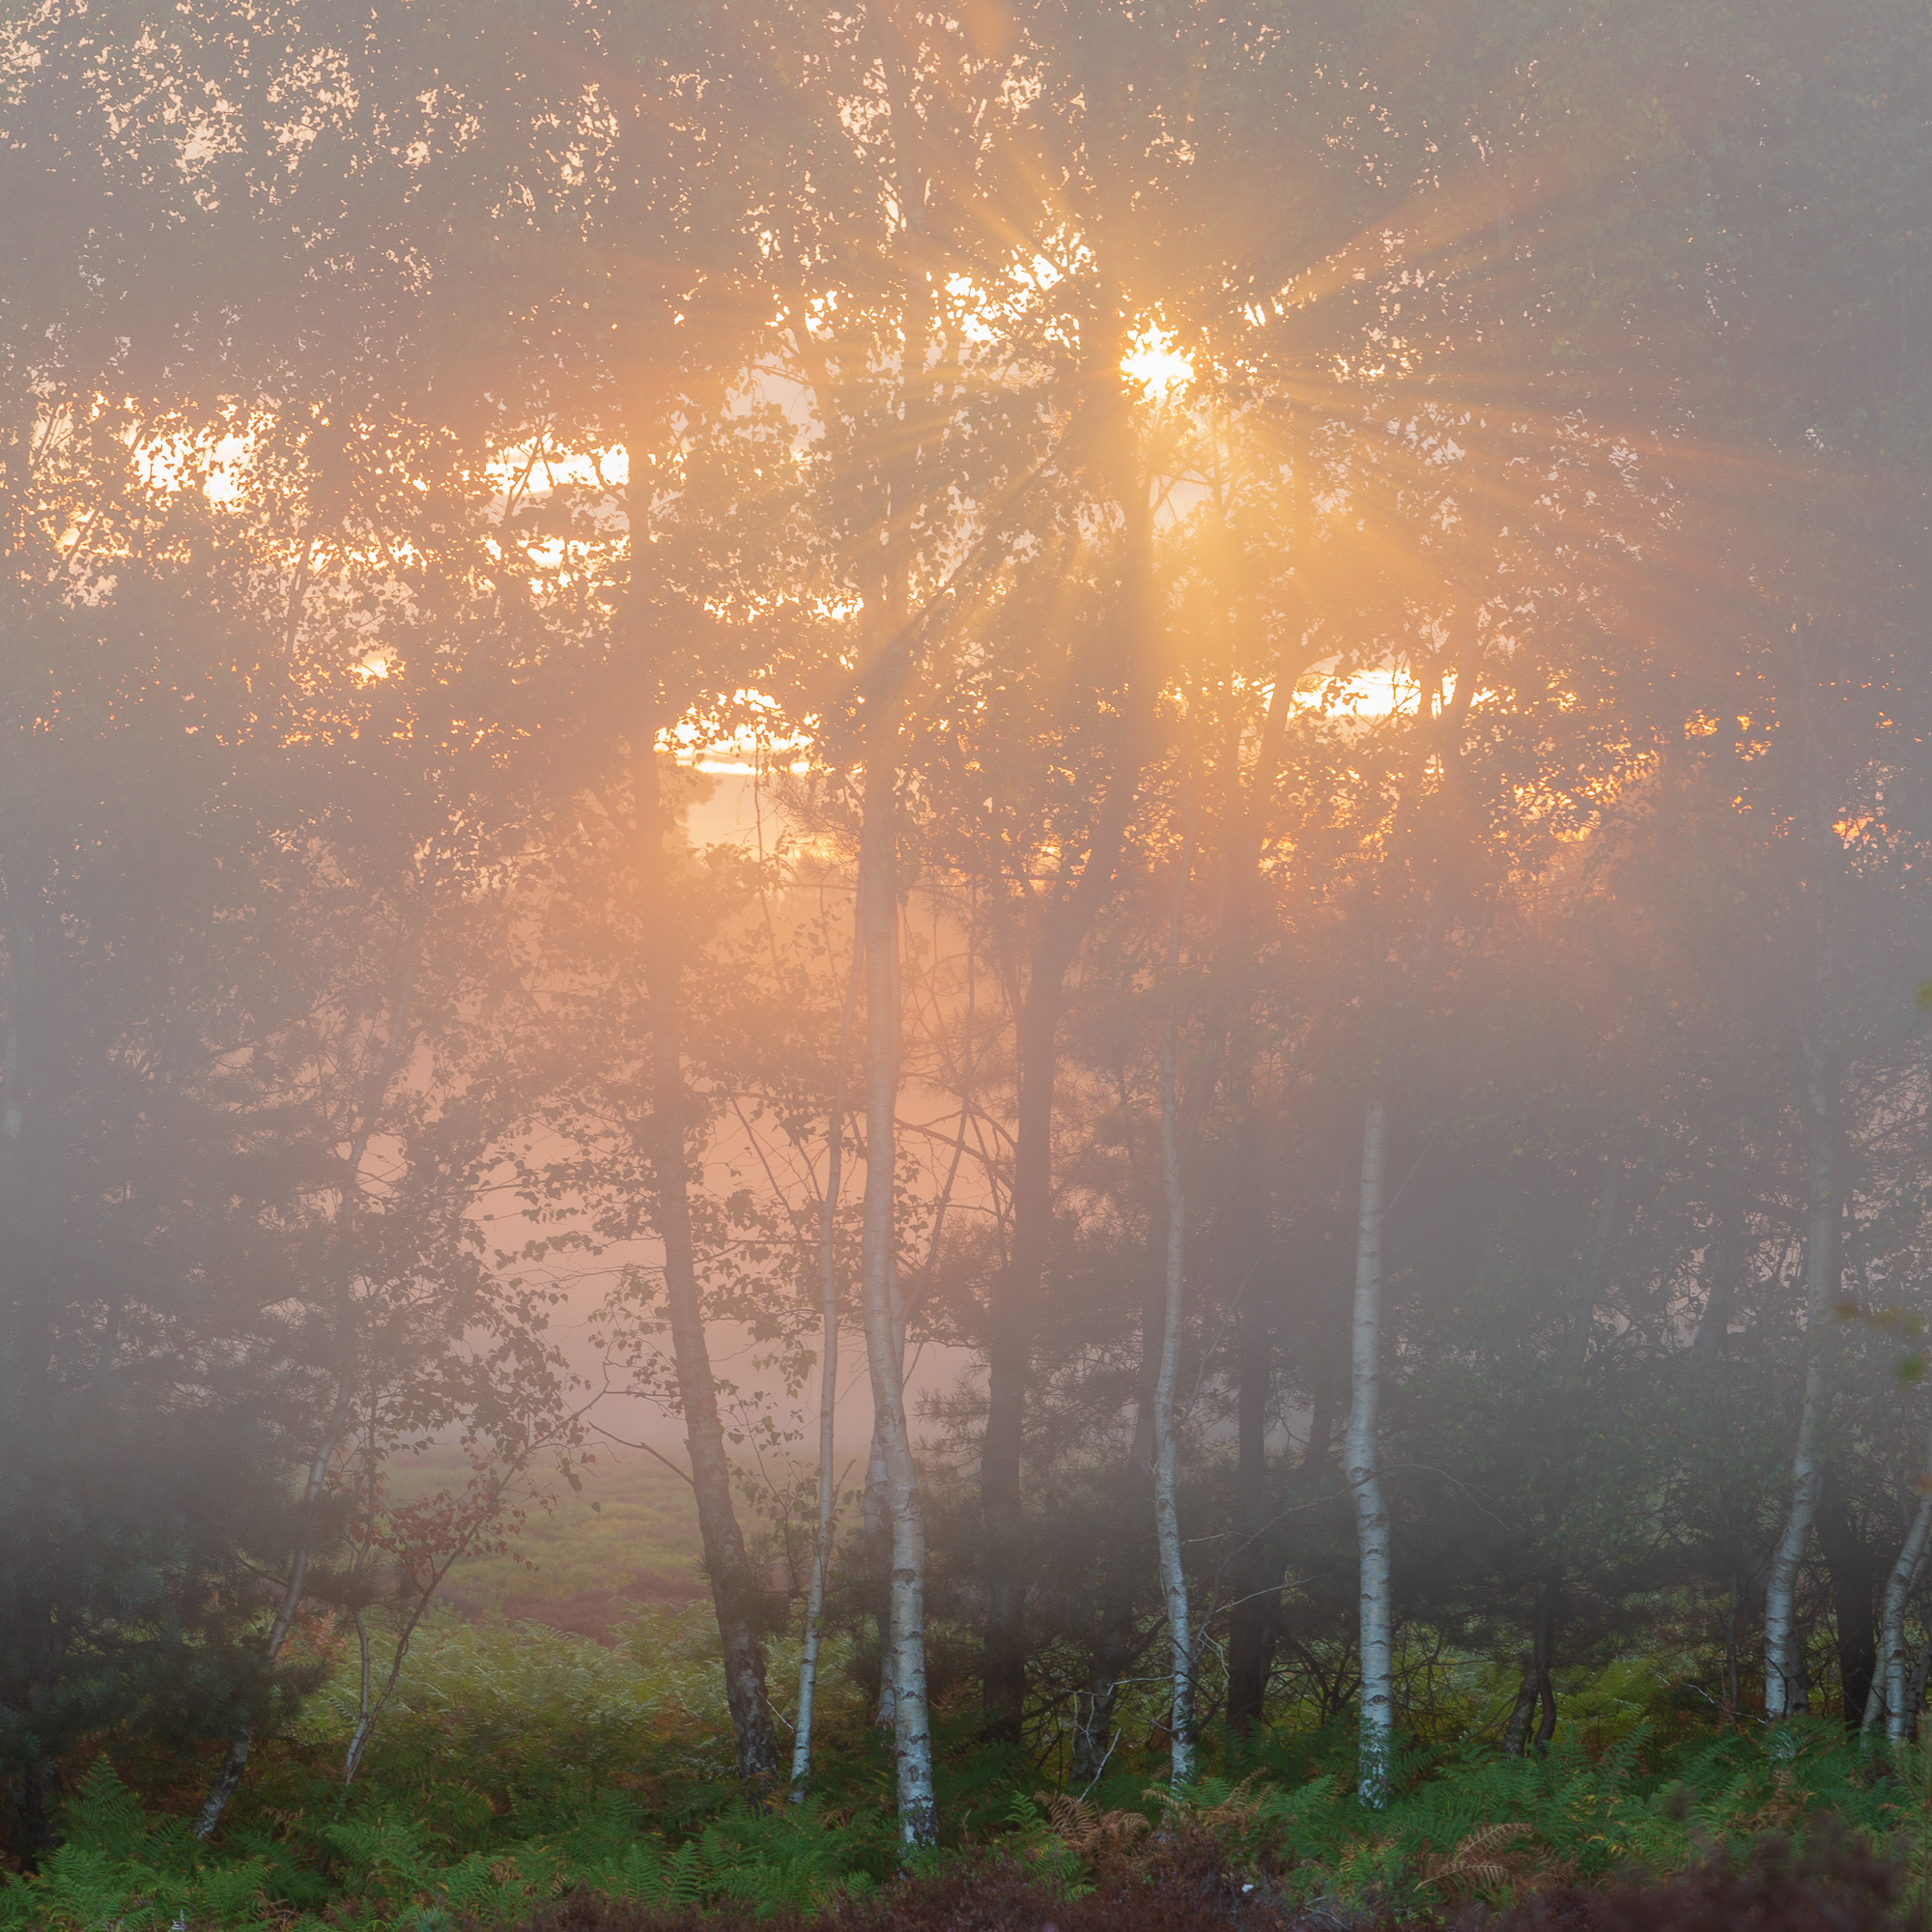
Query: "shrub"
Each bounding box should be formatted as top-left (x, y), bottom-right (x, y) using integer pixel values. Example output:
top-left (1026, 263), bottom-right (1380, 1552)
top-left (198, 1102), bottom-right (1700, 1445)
top-left (1446, 1826), bottom-right (1906, 1932)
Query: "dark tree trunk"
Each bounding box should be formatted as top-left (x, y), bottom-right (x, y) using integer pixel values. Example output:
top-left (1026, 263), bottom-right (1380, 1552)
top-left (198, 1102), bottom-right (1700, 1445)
top-left (637, 749), bottom-right (779, 1787)
top-left (980, 363), bottom-right (1151, 1743)
top-left (601, 135), bottom-right (777, 1789)
top-left (4, 1760), bottom-right (59, 1868)
top-left (1225, 1327), bottom-right (1279, 1728)
top-left (1724, 1568), bottom-right (1742, 1725)
top-left (1816, 1464), bottom-right (1877, 1731)
top-left (1225, 1116), bottom-right (1278, 1733)
top-left (979, 989), bottom-right (1053, 1742)
top-left (1303, 1376), bottom-right (1337, 1470)
top-left (1502, 1577), bottom-right (1561, 1756)
top-left (1069, 1225), bottom-right (1166, 1785)
top-left (1692, 1151), bottom-right (1744, 1367)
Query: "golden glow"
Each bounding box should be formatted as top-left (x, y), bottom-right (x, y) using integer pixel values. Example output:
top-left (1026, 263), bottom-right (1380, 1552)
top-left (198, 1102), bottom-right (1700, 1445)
top-left (487, 441), bottom-right (629, 499)
top-left (659, 689), bottom-right (813, 776)
top-left (1121, 325), bottom-right (1194, 400)
top-left (1294, 663), bottom-right (1446, 720)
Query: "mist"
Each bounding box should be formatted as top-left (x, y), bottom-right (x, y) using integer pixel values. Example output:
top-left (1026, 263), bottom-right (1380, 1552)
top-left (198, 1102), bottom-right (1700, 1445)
top-left (2, 0), bottom-right (1930, 1898)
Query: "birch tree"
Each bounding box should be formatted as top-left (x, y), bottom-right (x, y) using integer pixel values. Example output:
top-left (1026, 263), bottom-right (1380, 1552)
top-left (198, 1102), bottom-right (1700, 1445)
top-left (791, 946), bottom-right (860, 1792)
top-left (1151, 834), bottom-right (1197, 1789)
top-left (1345, 1092), bottom-right (1395, 1804)
top-left (1764, 734), bottom-right (1849, 1723)
top-left (1874, 1418), bottom-right (1932, 1743)
top-left (854, 710), bottom-right (937, 1842)
top-left (739, 0), bottom-right (1025, 1829)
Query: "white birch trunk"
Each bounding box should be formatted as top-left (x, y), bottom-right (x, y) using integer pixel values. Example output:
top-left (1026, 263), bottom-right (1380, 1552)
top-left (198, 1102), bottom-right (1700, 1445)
top-left (791, 944), bottom-right (862, 1793)
top-left (1153, 848), bottom-right (1194, 1790)
top-left (1763, 1370), bottom-right (1827, 1721)
top-left (191, 1417), bottom-right (342, 1838)
top-left (1346, 1090), bottom-right (1394, 1804)
top-left (788, 1288), bottom-right (839, 1791)
top-left (1764, 1046), bottom-right (1837, 1721)
top-left (868, 1254), bottom-right (910, 1732)
top-left (338, 1466), bottom-right (516, 1790)
top-left (1876, 1419), bottom-right (1932, 1743)
top-left (858, 752), bottom-right (935, 1846)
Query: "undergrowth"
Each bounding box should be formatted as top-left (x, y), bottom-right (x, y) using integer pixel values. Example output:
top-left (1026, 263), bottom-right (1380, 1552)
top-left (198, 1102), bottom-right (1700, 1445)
top-left (9, 1607), bottom-right (1932, 1930)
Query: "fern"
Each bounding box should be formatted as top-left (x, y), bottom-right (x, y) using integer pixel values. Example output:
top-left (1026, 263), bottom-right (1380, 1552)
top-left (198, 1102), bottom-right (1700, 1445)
top-left (60, 1759), bottom-right (152, 1855)
top-left (1416, 1821), bottom-right (1536, 1898)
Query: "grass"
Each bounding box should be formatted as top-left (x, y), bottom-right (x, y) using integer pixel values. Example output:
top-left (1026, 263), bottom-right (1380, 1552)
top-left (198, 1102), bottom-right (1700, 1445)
top-left (384, 1446), bottom-right (709, 1636)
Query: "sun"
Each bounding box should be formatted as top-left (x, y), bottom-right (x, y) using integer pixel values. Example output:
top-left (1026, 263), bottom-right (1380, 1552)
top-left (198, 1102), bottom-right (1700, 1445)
top-left (1122, 324), bottom-right (1195, 400)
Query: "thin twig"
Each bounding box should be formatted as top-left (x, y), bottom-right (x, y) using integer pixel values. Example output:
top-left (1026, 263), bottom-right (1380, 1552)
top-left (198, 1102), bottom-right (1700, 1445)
top-left (586, 1421), bottom-right (696, 1489)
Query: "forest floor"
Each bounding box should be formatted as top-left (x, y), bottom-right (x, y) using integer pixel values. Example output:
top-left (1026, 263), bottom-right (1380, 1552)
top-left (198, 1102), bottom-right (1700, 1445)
top-left (11, 1598), bottom-right (1932, 1932)
top-left (7, 1471), bottom-right (1931, 1929)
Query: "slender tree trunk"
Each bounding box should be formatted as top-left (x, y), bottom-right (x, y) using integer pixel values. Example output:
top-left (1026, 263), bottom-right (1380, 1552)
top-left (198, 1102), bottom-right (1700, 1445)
top-left (1695, 1175), bottom-right (1747, 1737)
top-left (637, 747), bottom-right (778, 1786)
top-left (1764, 1376), bottom-right (1827, 1720)
top-left (1226, 1253), bottom-right (1277, 1732)
top-left (791, 942), bottom-right (862, 1794)
top-left (1070, 1251), bottom-right (1162, 1788)
top-left (1533, 1623), bottom-right (1559, 1751)
top-left (1765, 1041), bottom-right (1839, 1722)
top-left (1691, 1167), bottom-right (1744, 1368)
top-left (5, 1763), bottom-right (58, 1867)
top-left (1303, 1378), bottom-right (1337, 1471)
top-left (1816, 1464), bottom-right (1877, 1731)
top-left (1907, 1632), bottom-right (1932, 1742)
top-left (1347, 1090), bottom-right (1394, 1804)
top-left (600, 71), bottom-right (783, 1783)
top-left (192, 1418), bottom-right (343, 1838)
top-left (980, 362), bottom-right (1151, 1743)
top-left (980, 987), bottom-right (1051, 1741)
top-left (1153, 845), bottom-right (1195, 1789)
top-left (1502, 1647), bottom-right (1535, 1755)
top-left (1873, 1420), bottom-right (1932, 1743)
top-left (857, 730), bottom-right (936, 1845)
top-left (338, 1478), bottom-right (515, 1792)
top-left (1725, 1569), bottom-right (1742, 1726)
top-left (868, 1255), bottom-right (908, 1733)
top-left (866, 1427), bottom-right (895, 1732)
top-left (1069, 1615), bottom-right (1136, 1791)
top-left (1501, 1577), bottom-right (1561, 1756)
top-left (600, 84), bottom-right (776, 1783)
top-left (195, 874), bottom-right (432, 1839)
top-left (1222, 1034), bottom-right (1280, 1730)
